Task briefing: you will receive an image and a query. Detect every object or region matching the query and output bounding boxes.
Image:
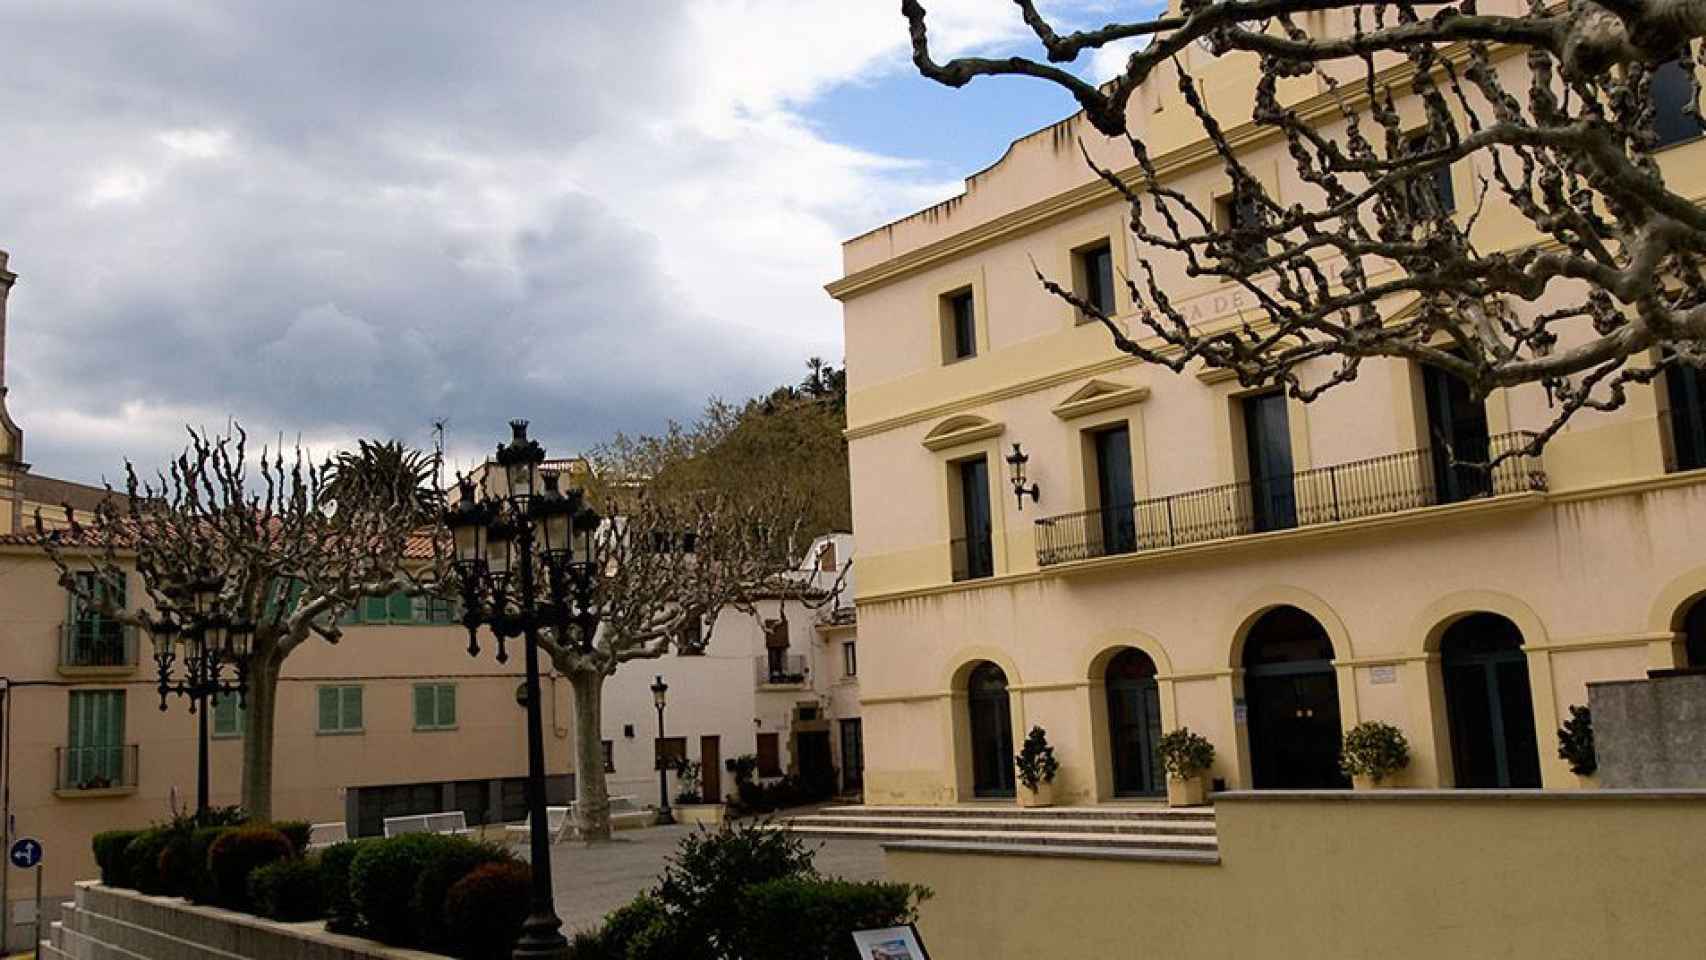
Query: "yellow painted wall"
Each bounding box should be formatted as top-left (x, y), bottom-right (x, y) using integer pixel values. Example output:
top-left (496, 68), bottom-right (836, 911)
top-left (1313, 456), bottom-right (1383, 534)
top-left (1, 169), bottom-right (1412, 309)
top-left (892, 792), bottom-right (1706, 960)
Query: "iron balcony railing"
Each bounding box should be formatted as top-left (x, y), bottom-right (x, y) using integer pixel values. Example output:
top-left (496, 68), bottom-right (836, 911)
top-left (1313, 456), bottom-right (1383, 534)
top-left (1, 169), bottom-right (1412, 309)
top-left (55, 744), bottom-right (139, 792)
top-left (1036, 432), bottom-right (1546, 567)
top-left (756, 653), bottom-right (808, 686)
top-left (59, 621), bottom-right (139, 669)
top-left (951, 533), bottom-right (995, 582)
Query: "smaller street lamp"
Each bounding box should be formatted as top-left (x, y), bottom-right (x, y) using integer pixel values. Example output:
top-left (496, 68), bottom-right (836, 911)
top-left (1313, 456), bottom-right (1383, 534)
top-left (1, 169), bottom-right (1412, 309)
top-left (651, 675), bottom-right (675, 825)
top-left (150, 576), bottom-right (251, 820)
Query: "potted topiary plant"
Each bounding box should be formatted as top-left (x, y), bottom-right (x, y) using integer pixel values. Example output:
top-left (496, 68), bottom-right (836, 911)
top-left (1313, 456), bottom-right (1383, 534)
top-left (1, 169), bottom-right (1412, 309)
top-left (1341, 721), bottom-right (1410, 789)
top-left (1557, 704), bottom-right (1597, 788)
top-left (1157, 728), bottom-right (1215, 807)
top-left (1014, 726), bottom-right (1060, 808)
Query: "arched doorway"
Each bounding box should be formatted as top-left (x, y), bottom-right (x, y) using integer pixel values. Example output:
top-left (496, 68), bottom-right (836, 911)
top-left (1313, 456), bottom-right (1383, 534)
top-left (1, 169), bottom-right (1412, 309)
top-left (967, 662), bottom-right (1015, 798)
top-left (1685, 597), bottom-right (1706, 669)
top-left (1441, 613), bottom-right (1541, 788)
top-left (1106, 649), bottom-right (1164, 797)
top-left (1242, 606), bottom-right (1347, 788)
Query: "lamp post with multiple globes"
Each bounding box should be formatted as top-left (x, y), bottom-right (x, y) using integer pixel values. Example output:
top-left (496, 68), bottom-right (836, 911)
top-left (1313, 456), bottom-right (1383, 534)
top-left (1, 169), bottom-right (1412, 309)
top-left (149, 577), bottom-right (252, 820)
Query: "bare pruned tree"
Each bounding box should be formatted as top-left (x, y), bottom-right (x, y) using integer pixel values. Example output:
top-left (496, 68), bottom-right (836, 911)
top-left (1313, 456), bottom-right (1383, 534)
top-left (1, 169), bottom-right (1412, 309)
top-left (527, 489), bottom-right (844, 842)
top-left (903, 0), bottom-right (1706, 453)
top-left (38, 426), bottom-right (443, 820)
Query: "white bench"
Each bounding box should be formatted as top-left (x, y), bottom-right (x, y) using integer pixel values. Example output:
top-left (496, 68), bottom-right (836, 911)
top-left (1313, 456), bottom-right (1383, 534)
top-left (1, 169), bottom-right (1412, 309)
top-left (506, 805), bottom-right (575, 843)
top-left (589, 795), bottom-right (656, 831)
top-left (383, 811), bottom-right (472, 838)
top-left (306, 821), bottom-right (348, 850)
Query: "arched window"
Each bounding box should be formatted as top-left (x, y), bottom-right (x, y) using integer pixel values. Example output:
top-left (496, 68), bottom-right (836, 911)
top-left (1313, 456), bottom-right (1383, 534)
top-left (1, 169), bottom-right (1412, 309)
top-left (1440, 613), bottom-right (1541, 788)
top-left (1242, 606), bottom-right (1346, 788)
top-left (1683, 598), bottom-right (1706, 669)
top-left (1105, 649), bottom-right (1163, 796)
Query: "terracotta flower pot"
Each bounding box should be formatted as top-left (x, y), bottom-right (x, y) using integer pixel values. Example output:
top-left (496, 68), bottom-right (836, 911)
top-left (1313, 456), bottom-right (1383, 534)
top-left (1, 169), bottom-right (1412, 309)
top-left (1167, 774), bottom-right (1207, 807)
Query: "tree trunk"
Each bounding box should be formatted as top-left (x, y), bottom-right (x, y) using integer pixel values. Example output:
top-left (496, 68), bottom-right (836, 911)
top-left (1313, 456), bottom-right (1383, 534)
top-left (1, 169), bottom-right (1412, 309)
top-left (240, 650), bottom-right (283, 821)
top-left (570, 669), bottom-right (612, 843)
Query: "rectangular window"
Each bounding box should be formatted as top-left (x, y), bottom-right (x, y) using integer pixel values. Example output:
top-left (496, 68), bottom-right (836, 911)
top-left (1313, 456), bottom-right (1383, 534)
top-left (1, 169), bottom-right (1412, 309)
top-left (952, 456), bottom-right (994, 581)
top-left (1219, 190), bottom-right (1268, 258)
top-left (1654, 59), bottom-right (1706, 148)
top-left (67, 690), bottom-right (126, 788)
top-left (655, 736), bottom-right (688, 771)
top-left (1404, 133), bottom-right (1455, 215)
top-left (318, 685), bottom-right (364, 734)
top-left (411, 594), bottom-right (455, 624)
top-left (756, 732), bottom-right (783, 777)
top-left (1076, 241), bottom-right (1116, 318)
top-left (942, 289), bottom-right (977, 363)
top-left (602, 740), bottom-right (616, 773)
top-left (1664, 355), bottom-right (1706, 472)
top-left (68, 571), bottom-right (127, 666)
top-left (212, 692), bottom-right (245, 739)
top-left (1241, 393), bottom-right (1297, 533)
top-left (843, 641), bottom-right (857, 678)
top-left (1093, 425), bottom-right (1137, 555)
top-left (412, 683), bottom-right (457, 730)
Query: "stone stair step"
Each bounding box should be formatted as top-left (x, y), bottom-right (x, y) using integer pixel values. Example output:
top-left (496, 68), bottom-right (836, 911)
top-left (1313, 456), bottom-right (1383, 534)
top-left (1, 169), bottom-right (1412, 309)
top-left (783, 815), bottom-right (1217, 835)
top-left (781, 824), bottom-right (1217, 850)
top-left (805, 804), bottom-right (1213, 822)
top-left (882, 839), bottom-right (1221, 864)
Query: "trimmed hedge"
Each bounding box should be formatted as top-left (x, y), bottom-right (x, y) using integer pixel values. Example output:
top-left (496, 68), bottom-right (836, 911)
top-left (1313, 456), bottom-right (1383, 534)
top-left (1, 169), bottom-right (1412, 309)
top-left (319, 838), bottom-right (380, 934)
top-left (92, 829), bottom-right (144, 888)
top-left (249, 856), bottom-right (324, 922)
top-left (123, 829), bottom-right (175, 895)
top-left (413, 839), bottom-right (514, 951)
top-left (443, 862), bottom-right (533, 960)
top-left (271, 820), bottom-right (313, 856)
top-left (185, 826), bottom-right (234, 904)
top-left (734, 878), bottom-right (932, 960)
top-left (207, 826), bottom-right (293, 910)
top-left (349, 832), bottom-right (469, 945)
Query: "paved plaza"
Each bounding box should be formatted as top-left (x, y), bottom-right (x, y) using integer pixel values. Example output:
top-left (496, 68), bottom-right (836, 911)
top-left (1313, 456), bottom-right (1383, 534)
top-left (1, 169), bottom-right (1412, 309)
top-left (538, 819), bottom-right (889, 933)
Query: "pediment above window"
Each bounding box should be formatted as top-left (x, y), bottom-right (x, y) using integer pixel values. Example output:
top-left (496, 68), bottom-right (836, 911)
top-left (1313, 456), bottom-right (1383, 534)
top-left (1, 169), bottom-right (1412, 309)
top-left (921, 414), bottom-right (1005, 451)
top-left (1051, 379), bottom-right (1150, 420)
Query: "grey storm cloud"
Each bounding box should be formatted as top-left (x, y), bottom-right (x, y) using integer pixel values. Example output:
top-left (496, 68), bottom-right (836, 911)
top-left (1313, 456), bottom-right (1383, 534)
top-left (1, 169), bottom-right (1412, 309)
top-left (0, 0), bottom-right (842, 483)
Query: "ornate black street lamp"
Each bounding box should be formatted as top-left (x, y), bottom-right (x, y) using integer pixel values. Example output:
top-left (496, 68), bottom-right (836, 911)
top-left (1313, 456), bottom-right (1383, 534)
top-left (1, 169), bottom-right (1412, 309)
top-left (149, 576), bottom-right (252, 819)
top-left (446, 420), bottom-right (600, 960)
top-left (650, 675), bottom-right (675, 826)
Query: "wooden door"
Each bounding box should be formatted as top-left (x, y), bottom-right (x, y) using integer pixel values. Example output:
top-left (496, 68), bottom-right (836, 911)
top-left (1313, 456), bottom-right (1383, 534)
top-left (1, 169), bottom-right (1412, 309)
top-left (700, 735), bottom-right (721, 803)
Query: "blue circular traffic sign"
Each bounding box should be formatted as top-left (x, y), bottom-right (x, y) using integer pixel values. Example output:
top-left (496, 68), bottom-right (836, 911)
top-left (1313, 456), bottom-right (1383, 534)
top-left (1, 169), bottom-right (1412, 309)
top-left (9, 837), bottom-right (41, 869)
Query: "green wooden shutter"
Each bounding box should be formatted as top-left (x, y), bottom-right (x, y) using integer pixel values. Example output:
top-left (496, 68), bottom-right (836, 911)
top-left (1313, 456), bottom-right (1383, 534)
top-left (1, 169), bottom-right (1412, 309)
top-left (437, 684), bottom-right (456, 727)
top-left (341, 686), bottom-right (363, 730)
top-left (414, 685), bottom-right (434, 728)
top-left (362, 595), bottom-right (389, 623)
top-left (213, 694), bottom-right (243, 736)
top-left (388, 593), bottom-right (413, 624)
top-left (318, 687), bottom-right (340, 732)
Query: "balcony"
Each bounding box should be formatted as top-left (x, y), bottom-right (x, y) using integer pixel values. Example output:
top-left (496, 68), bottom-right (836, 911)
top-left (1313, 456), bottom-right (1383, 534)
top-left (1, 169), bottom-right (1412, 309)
top-left (59, 622), bottom-right (139, 673)
top-left (1036, 432), bottom-right (1546, 567)
top-left (756, 653), bottom-right (809, 687)
top-left (55, 744), bottom-right (139, 796)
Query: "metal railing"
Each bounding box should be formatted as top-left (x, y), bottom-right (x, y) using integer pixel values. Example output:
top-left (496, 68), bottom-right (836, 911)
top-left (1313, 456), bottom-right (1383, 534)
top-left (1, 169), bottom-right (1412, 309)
top-left (59, 621), bottom-right (139, 669)
top-left (951, 533), bottom-right (994, 582)
top-left (1659, 407), bottom-right (1706, 474)
top-left (755, 653), bottom-right (808, 686)
top-left (55, 744), bottom-right (139, 792)
top-left (1037, 432), bottom-right (1546, 567)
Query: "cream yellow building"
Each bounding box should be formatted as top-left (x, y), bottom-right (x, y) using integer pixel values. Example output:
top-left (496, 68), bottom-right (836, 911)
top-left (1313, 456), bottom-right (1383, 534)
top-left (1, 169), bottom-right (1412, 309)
top-left (831, 27), bottom-right (1706, 809)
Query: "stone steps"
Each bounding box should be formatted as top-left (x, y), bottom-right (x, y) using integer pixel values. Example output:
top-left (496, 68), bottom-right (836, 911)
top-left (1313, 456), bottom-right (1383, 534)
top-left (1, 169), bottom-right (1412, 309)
top-left (775, 803), bottom-right (1220, 864)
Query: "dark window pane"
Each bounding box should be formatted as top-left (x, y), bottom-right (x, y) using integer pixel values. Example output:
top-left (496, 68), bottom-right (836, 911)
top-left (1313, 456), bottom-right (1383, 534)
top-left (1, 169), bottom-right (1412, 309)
top-left (1404, 133), bottom-right (1455, 214)
top-left (949, 291), bottom-right (977, 360)
top-left (1080, 243), bottom-right (1115, 316)
top-left (954, 456), bottom-right (993, 580)
top-left (1653, 59), bottom-right (1705, 148)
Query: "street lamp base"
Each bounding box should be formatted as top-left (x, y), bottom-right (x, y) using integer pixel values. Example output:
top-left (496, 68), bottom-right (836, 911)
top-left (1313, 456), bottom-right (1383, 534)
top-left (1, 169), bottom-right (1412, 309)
top-left (656, 810), bottom-right (676, 825)
top-left (512, 911), bottom-right (571, 960)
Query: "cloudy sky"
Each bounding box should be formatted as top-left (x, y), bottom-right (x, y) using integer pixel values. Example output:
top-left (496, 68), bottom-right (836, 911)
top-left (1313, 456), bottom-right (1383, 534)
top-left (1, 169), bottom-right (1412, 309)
top-left (0, 1), bottom-right (1146, 484)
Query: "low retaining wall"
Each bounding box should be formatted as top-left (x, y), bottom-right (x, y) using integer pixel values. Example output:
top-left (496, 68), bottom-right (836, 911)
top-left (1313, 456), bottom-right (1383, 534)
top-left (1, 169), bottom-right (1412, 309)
top-left (42, 881), bottom-right (438, 960)
top-left (1591, 673), bottom-right (1706, 787)
top-left (889, 790), bottom-right (1706, 960)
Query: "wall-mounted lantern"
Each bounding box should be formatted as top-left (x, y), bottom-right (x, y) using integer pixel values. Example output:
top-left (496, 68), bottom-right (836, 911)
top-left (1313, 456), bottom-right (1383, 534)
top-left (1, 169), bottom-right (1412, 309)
top-left (1005, 442), bottom-right (1040, 510)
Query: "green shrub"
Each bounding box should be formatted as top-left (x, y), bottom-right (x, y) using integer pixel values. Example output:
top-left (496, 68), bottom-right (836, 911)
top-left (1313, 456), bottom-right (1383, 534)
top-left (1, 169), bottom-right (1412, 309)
top-left (735, 877), bottom-right (933, 960)
top-left (412, 838), bottom-right (514, 950)
top-left (646, 820), bottom-right (818, 956)
top-left (271, 820), bottom-right (313, 856)
top-left (184, 827), bottom-right (234, 904)
top-left (350, 832), bottom-right (467, 945)
top-left (319, 838), bottom-right (380, 934)
top-left (1157, 727), bottom-right (1216, 779)
top-left (1014, 726), bottom-right (1060, 791)
top-left (207, 826), bottom-right (293, 910)
top-left (1557, 704), bottom-right (1597, 776)
top-left (569, 895), bottom-right (670, 959)
top-left (443, 861), bottom-right (533, 959)
top-left (157, 831), bottom-right (197, 897)
top-left (1340, 721), bottom-right (1411, 783)
top-left (249, 856), bottom-right (325, 922)
top-left (92, 829), bottom-right (144, 888)
top-left (124, 829), bottom-right (175, 895)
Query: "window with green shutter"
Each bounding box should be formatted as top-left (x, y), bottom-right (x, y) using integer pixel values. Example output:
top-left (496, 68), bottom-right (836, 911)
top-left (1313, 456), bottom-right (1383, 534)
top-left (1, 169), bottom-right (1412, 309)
top-left (212, 692), bottom-right (245, 738)
top-left (413, 683), bottom-right (456, 730)
top-left (68, 572), bottom-right (127, 666)
top-left (67, 690), bottom-right (126, 786)
top-left (317, 685), bottom-right (364, 734)
top-left (412, 594), bottom-right (455, 625)
top-left (387, 592), bottom-right (413, 623)
top-left (362, 595), bottom-right (390, 623)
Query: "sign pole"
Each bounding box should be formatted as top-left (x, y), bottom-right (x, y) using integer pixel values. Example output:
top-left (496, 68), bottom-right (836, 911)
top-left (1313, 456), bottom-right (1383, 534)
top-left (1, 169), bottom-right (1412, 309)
top-left (30, 868), bottom-right (38, 955)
